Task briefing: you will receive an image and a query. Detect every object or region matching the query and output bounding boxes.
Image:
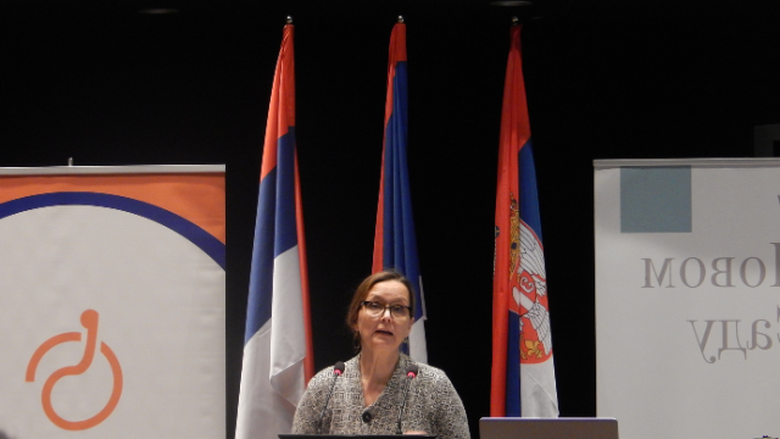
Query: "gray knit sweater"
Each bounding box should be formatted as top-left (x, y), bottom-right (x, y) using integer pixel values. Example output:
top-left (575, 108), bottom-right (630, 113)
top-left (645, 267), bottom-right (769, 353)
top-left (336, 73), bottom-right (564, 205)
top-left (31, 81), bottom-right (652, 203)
top-left (292, 354), bottom-right (470, 439)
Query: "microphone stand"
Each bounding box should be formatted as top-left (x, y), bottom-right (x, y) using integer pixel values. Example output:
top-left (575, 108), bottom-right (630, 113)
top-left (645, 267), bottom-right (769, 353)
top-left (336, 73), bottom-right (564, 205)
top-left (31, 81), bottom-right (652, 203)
top-left (317, 361), bottom-right (345, 434)
top-left (396, 364), bottom-right (418, 434)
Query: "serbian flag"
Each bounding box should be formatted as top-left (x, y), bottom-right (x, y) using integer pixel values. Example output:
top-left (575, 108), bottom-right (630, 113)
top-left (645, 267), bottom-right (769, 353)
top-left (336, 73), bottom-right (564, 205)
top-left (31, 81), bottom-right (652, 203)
top-left (235, 22), bottom-right (314, 439)
top-left (491, 23), bottom-right (558, 418)
top-left (372, 19), bottom-right (427, 363)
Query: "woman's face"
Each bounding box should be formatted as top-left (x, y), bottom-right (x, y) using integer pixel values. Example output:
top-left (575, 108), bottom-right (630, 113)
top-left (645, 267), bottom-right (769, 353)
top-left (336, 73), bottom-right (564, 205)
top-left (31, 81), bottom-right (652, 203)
top-left (354, 279), bottom-right (414, 354)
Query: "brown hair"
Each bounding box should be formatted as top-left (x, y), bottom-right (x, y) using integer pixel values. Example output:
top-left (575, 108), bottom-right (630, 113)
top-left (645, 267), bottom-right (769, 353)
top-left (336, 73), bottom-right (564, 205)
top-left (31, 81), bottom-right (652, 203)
top-left (346, 269), bottom-right (416, 351)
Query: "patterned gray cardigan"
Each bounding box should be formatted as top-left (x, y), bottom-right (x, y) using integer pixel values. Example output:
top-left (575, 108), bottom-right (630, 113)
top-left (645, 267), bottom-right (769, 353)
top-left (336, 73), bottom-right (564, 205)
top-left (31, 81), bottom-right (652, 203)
top-left (292, 354), bottom-right (470, 439)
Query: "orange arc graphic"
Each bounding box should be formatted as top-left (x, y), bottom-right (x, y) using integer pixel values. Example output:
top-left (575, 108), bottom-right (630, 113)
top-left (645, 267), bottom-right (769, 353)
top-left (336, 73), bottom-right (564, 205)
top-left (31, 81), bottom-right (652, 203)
top-left (25, 310), bottom-right (124, 430)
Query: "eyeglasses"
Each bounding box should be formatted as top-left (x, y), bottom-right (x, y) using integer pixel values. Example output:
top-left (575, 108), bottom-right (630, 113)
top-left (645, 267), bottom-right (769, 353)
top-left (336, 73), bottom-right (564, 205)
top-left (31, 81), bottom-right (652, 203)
top-left (361, 301), bottom-right (412, 319)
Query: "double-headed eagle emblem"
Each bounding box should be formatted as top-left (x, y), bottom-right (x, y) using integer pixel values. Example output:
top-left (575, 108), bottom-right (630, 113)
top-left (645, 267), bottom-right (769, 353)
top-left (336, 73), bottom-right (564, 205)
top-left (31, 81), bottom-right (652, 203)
top-left (508, 194), bottom-right (552, 362)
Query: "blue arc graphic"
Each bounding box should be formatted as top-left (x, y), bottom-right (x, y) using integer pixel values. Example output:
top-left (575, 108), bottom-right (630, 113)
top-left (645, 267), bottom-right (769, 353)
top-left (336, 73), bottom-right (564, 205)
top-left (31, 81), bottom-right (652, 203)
top-left (0, 192), bottom-right (225, 269)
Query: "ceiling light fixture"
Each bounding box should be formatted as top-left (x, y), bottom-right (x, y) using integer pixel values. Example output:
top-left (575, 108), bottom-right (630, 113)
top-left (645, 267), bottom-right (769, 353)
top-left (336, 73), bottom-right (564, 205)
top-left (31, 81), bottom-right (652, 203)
top-left (138, 8), bottom-right (179, 14)
top-left (489, 1), bottom-right (533, 6)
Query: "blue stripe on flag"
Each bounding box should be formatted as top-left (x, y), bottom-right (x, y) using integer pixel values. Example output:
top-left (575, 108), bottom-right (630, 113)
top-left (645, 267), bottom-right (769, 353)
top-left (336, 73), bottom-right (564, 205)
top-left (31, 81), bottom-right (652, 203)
top-left (245, 128), bottom-right (299, 344)
top-left (244, 127), bottom-right (298, 344)
top-left (246, 166), bottom-right (277, 343)
top-left (274, 129), bottom-right (299, 256)
top-left (506, 310), bottom-right (521, 416)
top-left (519, 140), bottom-right (542, 239)
top-left (383, 61), bottom-right (423, 321)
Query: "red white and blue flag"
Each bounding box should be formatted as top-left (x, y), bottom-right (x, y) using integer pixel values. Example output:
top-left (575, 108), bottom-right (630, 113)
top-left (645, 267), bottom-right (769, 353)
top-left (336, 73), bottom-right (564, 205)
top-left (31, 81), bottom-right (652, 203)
top-left (372, 20), bottom-right (427, 362)
top-left (491, 23), bottom-right (558, 418)
top-left (235, 22), bottom-right (315, 439)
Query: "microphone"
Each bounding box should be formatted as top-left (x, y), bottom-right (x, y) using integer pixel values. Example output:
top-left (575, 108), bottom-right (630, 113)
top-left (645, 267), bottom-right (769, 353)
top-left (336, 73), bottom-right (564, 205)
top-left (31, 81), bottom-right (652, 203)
top-left (395, 364), bottom-right (419, 434)
top-left (317, 361), bottom-right (345, 434)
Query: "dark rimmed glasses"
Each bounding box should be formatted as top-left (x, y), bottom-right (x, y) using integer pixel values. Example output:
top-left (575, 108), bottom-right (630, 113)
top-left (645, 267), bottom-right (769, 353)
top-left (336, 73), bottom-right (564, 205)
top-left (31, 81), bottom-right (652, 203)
top-left (361, 300), bottom-right (412, 320)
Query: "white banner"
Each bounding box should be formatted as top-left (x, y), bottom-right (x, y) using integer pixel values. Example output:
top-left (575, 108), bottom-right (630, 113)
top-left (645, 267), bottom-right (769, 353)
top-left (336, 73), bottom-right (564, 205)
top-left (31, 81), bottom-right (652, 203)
top-left (594, 158), bottom-right (780, 439)
top-left (0, 166), bottom-right (225, 439)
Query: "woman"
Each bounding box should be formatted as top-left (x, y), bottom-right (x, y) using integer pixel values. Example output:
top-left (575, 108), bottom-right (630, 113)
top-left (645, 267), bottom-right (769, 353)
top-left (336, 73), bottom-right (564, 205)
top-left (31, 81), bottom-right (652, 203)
top-left (292, 270), bottom-right (470, 439)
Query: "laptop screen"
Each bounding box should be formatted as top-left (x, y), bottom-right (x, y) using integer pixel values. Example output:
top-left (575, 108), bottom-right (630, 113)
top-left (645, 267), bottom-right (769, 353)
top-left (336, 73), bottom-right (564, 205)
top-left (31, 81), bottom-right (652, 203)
top-left (479, 417), bottom-right (619, 439)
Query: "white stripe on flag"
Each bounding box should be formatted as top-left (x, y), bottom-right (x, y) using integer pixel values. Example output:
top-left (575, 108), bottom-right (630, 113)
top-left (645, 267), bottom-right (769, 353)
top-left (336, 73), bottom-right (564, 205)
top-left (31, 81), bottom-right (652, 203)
top-left (235, 247), bottom-right (306, 439)
top-left (521, 362), bottom-right (559, 417)
top-left (409, 320), bottom-right (427, 363)
top-left (235, 321), bottom-right (295, 439)
top-left (270, 245), bottom-right (306, 402)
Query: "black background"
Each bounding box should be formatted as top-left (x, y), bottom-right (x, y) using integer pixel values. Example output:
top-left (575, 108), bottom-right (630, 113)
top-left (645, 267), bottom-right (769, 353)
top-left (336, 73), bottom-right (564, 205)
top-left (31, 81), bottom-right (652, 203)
top-left (3, 1), bottom-right (780, 438)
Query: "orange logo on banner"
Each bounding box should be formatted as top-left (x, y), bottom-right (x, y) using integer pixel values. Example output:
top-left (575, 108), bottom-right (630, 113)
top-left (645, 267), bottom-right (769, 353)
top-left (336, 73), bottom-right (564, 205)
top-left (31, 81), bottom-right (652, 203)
top-left (25, 309), bottom-right (123, 430)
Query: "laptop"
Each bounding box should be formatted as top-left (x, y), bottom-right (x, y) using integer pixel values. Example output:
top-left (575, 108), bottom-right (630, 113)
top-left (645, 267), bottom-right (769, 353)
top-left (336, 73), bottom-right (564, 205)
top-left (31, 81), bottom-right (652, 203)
top-left (479, 417), bottom-right (619, 439)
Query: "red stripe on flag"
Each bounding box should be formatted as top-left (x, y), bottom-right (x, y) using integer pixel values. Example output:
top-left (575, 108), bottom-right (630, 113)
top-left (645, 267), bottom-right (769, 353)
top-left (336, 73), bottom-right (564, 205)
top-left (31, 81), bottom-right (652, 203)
top-left (260, 26), bottom-right (295, 182)
top-left (295, 151), bottom-right (315, 381)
